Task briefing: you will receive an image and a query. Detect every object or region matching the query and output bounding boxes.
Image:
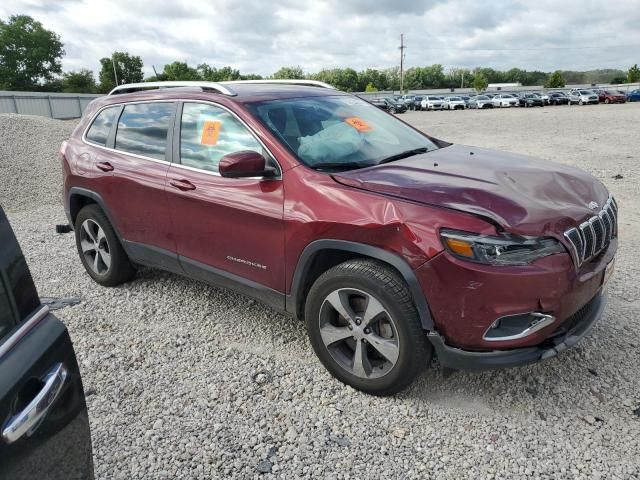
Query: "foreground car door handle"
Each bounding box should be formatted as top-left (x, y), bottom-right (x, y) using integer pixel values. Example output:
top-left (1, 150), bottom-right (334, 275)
top-left (96, 161), bottom-right (114, 172)
top-left (169, 179), bottom-right (196, 191)
top-left (2, 363), bottom-right (68, 444)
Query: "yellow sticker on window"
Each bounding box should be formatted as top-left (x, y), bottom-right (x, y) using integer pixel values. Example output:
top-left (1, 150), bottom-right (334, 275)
top-left (201, 121), bottom-right (221, 145)
top-left (345, 117), bottom-right (372, 132)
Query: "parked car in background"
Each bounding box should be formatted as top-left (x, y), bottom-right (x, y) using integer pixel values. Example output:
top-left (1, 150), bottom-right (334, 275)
top-left (62, 79), bottom-right (618, 395)
top-left (536, 92), bottom-right (550, 104)
top-left (468, 95), bottom-right (494, 109)
top-left (443, 96), bottom-right (466, 110)
top-left (627, 89), bottom-right (640, 102)
top-left (492, 94), bottom-right (518, 108)
top-left (410, 96), bottom-right (423, 111)
top-left (371, 98), bottom-right (407, 114)
top-left (599, 90), bottom-right (626, 104)
top-left (459, 95), bottom-right (472, 108)
top-left (421, 96), bottom-right (445, 110)
top-left (568, 89), bottom-right (599, 105)
top-left (0, 207), bottom-right (94, 479)
top-left (398, 95), bottom-right (415, 108)
top-left (548, 92), bottom-right (570, 105)
top-left (517, 93), bottom-right (544, 107)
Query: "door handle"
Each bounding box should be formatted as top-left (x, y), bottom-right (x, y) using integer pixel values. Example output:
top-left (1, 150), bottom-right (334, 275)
top-left (96, 162), bottom-right (114, 172)
top-left (2, 363), bottom-right (68, 444)
top-left (169, 179), bottom-right (196, 191)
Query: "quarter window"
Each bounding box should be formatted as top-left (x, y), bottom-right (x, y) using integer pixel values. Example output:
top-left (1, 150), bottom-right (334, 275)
top-left (180, 103), bottom-right (262, 173)
top-left (86, 106), bottom-right (119, 146)
top-left (115, 103), bottom-right (175, 161)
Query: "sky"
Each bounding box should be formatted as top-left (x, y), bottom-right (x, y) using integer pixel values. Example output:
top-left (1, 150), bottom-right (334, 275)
top-left (2, 0), bottom-right (639, 77)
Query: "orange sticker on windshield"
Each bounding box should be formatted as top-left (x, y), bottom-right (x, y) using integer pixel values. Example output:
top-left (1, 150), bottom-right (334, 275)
top-left (201, 121), bottom-right (221, 145)
top-left (345, 117), bottom-right (372, 132)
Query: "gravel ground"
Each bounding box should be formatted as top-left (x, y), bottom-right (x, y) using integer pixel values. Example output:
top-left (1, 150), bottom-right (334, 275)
top-left (2, 105), bottom-right (640, 479)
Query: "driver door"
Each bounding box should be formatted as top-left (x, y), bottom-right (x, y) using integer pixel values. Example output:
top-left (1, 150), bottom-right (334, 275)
top-left (0, 207), bottom-right (93, 479)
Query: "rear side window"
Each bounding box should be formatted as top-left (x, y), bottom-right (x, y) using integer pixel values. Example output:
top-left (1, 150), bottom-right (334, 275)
top-left (85, 106), bottom-right (118, 146)
top-left (179, 103), bottom-right (262, 173)
top-left (115, 103), bottom-right (175, 161)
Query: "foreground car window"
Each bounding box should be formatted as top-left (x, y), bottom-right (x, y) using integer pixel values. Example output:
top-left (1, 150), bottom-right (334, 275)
top-left (180, 103), bottom-right (263, 173)
top-left (115, 102), bottom-right (175, 161)
top-left (247, 95), bottom-right (438, 170)
top-left (85, 106), bottom-right (118, 146)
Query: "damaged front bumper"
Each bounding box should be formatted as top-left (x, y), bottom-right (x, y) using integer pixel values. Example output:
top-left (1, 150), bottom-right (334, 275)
top-left (427, 291), bottom-right (606, 371)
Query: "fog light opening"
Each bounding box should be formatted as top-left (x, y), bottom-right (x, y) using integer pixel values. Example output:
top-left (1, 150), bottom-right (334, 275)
top-left (483, 312), bottom-right (555, 342)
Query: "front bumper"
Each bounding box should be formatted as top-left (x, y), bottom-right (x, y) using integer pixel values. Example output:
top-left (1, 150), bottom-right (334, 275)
top-left (428, 291), bottom-right (606, 371)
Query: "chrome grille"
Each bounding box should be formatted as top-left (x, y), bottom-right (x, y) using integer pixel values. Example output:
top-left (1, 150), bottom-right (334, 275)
top-left (564, 195), bottom-right (617, 266)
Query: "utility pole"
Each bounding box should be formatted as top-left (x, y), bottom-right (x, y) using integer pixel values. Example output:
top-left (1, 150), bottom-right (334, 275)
top-left (111, 55), bottom-right (119, 86)
top-left (399, 34), bottom-right (406, 94)
top-left (461, 72), bottom-right (464, 89)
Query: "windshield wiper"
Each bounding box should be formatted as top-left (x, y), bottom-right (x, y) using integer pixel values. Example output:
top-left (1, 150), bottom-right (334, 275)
top-left (311, 161), bottom-right (375, 171)
top-left (377, 147), bottom-right (429, 165)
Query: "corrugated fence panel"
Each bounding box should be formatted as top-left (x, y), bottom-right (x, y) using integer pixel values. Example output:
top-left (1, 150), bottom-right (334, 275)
top-left (50, 97), bottom-right (82, 119)
top-left (0, 91), bottom-right (101, 119)
top-left (14, 97), bottom-right (51, 117)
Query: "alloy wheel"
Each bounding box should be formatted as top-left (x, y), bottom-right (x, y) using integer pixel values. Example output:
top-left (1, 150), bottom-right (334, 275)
top-left (318, 288), bottom-right (400, 379)
top-left (79, 219), bottom-right (111, 275)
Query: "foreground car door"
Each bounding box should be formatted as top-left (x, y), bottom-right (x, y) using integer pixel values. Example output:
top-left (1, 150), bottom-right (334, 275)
top-left (0, 207), bottom-right (93, 479)
top-left (165, 102), bottom-right (285, 303)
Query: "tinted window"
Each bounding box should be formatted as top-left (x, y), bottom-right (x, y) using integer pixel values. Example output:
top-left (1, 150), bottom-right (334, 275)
top-left (115, 103), bottom-right (175, 160)
top-left (180, 103), bottom-right (262, 173)
top-left (86, 106), bottom-right (118, 146)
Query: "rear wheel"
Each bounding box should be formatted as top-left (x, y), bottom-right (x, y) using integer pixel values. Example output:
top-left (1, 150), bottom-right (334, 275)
top-left (74, 205), bottom-right (135, 286)
top-left (305, 259), bottom-right (432, 396)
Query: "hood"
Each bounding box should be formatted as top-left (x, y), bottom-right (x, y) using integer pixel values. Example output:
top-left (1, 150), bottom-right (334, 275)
top-left (332, 144), bottom-right (609, 237)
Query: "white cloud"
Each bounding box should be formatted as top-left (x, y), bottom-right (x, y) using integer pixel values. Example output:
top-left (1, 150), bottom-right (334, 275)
top-left (2, 0), bottom-right (639, 76)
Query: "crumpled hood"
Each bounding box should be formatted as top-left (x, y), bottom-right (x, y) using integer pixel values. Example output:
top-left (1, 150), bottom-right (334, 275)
top-left (332, 144), bottom-right (610, 236)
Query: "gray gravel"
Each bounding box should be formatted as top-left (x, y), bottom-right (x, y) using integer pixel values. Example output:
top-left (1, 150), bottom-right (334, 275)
top-left (2, 107), bottom-right (640, 479)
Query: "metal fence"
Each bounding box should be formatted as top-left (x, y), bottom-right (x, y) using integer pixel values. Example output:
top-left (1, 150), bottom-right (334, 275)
top-left (0, 91), bottom-right (102, 120)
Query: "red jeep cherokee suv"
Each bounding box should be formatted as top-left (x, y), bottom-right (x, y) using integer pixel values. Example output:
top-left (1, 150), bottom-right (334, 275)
top-left (61, 80), bottom-right (617, 395)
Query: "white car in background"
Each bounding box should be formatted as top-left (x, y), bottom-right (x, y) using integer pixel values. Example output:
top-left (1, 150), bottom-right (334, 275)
top-left (420, 96), bottom-right (445, 110)
top-left (568, 89), bottom-right (599, 105)
top-left (492, 94), bottom-right (519, 107)
top-left (443, 96), bottom-right (466, 110)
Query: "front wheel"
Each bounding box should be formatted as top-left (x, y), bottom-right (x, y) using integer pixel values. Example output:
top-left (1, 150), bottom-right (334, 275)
top-left (305, 260), bottom-right (432, 396)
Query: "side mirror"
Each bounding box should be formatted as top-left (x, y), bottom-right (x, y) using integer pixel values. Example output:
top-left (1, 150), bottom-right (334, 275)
top-left (219, 151), bottom-right (276, 178)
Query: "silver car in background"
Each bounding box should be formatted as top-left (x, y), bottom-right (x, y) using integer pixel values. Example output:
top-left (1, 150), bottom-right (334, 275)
top-left (468, 95), bottom-right (494, 109)
top-left (443, 96), bottom-right (466, 110)
top-left (568, 89), bottom-right (599, 105)
top-left (420, 95), bottom-right (445, 110)
top-left (492, 94), bottom-right (519, 107)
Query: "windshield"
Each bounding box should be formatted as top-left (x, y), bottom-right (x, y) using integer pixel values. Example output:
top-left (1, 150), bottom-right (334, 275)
top-left (449, 97), bottom-right (462, 101)
top-left (579, 90), bottom-right (592, 95)
top-left (476, 95), bottom-right (489, 100)
top-left (247, 95), bottom-right (439, 170)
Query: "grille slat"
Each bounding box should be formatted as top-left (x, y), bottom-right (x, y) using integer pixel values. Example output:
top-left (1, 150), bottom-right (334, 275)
top-left (563, 195), bottom-right (617, 266)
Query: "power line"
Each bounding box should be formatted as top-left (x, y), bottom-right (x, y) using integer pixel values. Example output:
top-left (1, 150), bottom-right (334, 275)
top-left (417, 44), bottom-right (640, 52)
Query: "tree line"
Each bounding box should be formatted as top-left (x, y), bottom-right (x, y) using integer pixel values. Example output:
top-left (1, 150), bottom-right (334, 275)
top-left (2, 15), bottom-right (639, 95)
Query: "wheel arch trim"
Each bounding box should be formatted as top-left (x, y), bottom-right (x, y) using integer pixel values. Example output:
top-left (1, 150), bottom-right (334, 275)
top-left (287, 239), bottom-right (435, 330)
top-left (67, 187), bottom-right (124, 241)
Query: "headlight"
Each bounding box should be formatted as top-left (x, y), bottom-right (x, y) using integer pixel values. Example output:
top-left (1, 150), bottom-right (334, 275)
top-left (440, 229), bottom-right (566, 266)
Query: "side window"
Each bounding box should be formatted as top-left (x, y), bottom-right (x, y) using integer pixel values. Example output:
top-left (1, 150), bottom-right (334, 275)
top-left (85, 106), bottom-right (118, 146)
top-left (115, 103), bottom-right (175, 161)
top-left (180, 103), bottom-right (262, 173)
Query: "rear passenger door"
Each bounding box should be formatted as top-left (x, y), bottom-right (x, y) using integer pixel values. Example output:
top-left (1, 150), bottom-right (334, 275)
top-left (165, 102), bottom-right (285, 297)
top-left (0, 207), bottom-right (93, 479)
top-left (99, 102), bottom-right (179, 268)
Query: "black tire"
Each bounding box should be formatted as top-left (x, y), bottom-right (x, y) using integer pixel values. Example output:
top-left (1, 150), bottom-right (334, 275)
top-left (304, 259), bottom-right (432, 396)
top-left (74, 204), bottom-right (135, 286)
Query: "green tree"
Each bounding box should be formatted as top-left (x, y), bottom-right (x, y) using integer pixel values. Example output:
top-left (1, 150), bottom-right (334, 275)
top-left (271, 66), bottom-right (304, 79)
top-left (473, 73), bottom-right (488, 93)
top-left (544, 70), bottom-right (565, 88)
top-left (628, 64), bottom-right (640, 83)
top-left (98, 51), bottom-right (144, 93)
top-left (162, 61), bottom-right (200, 81)
top-left (610, 75), bottom-right (627, 84)
top-left (0, 15), bottom-right (65, 90)
top-left (364, 82), bottom-right (377, 92)
top-left (60, 69), bottom-right (96, 93)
